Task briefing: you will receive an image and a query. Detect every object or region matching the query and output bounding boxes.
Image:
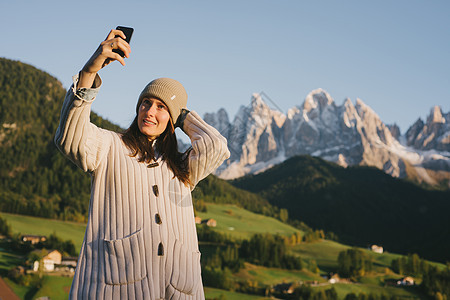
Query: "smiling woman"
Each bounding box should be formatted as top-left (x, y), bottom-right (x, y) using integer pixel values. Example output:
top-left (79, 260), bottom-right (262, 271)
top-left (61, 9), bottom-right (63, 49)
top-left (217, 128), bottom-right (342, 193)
top-left (54, 28), bottom-right (230, 299)
top-left (138, 98), bottom-right (170, 139)
top-left (122, 77), bottom-right (193, 185)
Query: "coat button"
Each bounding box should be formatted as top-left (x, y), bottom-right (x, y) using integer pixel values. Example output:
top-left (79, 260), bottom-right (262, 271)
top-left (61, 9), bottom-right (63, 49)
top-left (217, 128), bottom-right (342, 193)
top-left (155, 213), bottom-right (162, 225)
top-left (153, 185), bottom-right (159, 197)
top-left (158, 242), bottom-right (164, 256)
top-left (147, 162), bottom-right (159, 168)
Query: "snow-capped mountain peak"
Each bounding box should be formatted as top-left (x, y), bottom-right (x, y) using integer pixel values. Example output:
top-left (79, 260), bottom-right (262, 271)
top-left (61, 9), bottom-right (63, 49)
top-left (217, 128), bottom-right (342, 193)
top-left (205, 89), bottom-right (450, 186)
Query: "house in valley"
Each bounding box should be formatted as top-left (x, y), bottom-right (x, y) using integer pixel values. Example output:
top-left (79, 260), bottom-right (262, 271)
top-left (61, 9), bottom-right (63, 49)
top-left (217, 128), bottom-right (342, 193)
top-left (397, 276), bottom-right (414, 286)
top-left (61, 256), bottom-right (78, 268)
top-left (201, 218), bottom-right (217, 227)
top-left (22, 235), bottom-right (47, 244)
top-left (32, 249), bottom-right (62, 272)
top-left (370, 245), bottom-right (384, 254)
top-left (273, 282), bottom-right (296, 294)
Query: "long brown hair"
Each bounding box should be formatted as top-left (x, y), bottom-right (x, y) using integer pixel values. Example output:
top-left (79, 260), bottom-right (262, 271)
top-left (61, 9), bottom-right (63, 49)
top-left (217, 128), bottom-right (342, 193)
top-left (121, 116), bottom-right (191, 186)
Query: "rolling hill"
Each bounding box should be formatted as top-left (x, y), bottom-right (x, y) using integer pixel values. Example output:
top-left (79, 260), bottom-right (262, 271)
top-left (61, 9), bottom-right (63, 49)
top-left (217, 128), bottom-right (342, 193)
top-left (231, 155), bottom-right (450, 263)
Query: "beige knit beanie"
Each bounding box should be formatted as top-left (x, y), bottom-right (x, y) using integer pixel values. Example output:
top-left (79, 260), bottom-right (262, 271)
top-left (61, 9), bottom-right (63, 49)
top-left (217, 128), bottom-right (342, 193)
top-left (136, 78), bottom-right (188, 123)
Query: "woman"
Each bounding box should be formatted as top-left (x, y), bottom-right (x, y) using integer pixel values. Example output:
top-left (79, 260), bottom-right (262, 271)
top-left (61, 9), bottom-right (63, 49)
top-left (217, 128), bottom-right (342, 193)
top-left (55, 29), bottom-right (230, 299)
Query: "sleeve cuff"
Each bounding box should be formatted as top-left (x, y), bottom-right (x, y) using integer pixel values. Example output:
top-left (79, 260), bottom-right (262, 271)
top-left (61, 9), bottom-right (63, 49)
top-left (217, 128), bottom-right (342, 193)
top-left (72, 73), bottom-right (102, 102)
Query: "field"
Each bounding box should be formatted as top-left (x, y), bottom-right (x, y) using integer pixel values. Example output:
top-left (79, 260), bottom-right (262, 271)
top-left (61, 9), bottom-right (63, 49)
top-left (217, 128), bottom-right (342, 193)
top-left (196, 203), bottom-right (302, 239)
top-left (314, 282), bottom-right (426, 299)
top-left (291, 240), bottom-right (351, 273)
top-left (290, 240), bottom-right (406, 273)
top-left (2, 275), bottom-right (73, 300)
top-left (32, 275), bottom-right (73, 300)
top-left (0, 240), bottom-right (23, 275)
top-left (1, 212), bottom-right (86, 251)
top-left (235, 262), bottom-right (324, 285)
top-left (0, 206), bottom-right (445, 299)
top-left (204, 287), bottom-right (268, 299)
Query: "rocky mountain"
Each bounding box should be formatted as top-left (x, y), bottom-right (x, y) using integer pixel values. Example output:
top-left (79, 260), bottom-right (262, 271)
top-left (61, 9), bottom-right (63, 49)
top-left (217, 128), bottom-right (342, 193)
top-left (406, 106), bottom-right (450, 151)
top-left (205, 94), bottom-right (286, 178)
top-left (205, 89), bottom-right (450, 187)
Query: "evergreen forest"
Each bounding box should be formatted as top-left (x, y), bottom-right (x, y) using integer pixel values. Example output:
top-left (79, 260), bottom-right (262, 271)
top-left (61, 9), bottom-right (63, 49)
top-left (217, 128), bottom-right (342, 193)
top-left (0, 57), bottom-right (121, 222)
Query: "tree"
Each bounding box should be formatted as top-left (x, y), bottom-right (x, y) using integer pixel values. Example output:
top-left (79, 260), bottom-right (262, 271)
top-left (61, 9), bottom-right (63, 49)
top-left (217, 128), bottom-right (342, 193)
top-left (240, 233), bottom-right (302, 270)
top-left (338, 248), bottom-right (373, 279)
top-left (35, 232), bottom-right (77, 256)
top-left (279, 208), bottom-right (289, 223)
top-left (0, 214), bottom-right (12, 237)
top-left (391, 253), bottom-right (431, 277)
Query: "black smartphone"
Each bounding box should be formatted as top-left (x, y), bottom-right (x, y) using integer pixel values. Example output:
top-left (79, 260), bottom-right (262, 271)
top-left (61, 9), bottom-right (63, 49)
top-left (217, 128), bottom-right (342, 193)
top-left (113, 26), bottom-right (134, 57)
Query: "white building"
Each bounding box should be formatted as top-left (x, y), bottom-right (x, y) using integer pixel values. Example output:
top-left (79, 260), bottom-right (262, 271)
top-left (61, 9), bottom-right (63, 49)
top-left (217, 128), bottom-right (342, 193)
top-left (32, 250), bottom-right (62, 272)
top-left (370, 245), bottom-right (384, 254)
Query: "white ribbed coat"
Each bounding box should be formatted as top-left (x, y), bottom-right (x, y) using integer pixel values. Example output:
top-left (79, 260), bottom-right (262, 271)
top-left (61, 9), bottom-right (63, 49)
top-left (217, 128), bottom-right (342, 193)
top-left (55, 77), bottom-right (230, 300)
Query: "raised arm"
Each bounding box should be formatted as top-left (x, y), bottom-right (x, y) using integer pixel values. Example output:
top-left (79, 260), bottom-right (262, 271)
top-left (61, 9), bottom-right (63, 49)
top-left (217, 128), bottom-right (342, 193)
top-left (54, 29), bottom-right (131, 172)
top-left (182, 111), bottom-right (230, 190)
top-left (54, 74), bottom-right (110, 172)
top-left (78, 29), bottom-right (131, 88)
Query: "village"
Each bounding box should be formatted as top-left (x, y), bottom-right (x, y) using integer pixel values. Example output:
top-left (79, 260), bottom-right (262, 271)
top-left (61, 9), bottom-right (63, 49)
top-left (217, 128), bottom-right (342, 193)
top-left (7, 234), bottom-right (77, 277)
top-left (0, 203), bottom-right (432, 300)
top-left (3, 225), bottom-right (416, 295)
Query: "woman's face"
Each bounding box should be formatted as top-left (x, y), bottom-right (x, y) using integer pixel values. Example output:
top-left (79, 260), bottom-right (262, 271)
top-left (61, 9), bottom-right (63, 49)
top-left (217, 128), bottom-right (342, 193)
top-left (137, 97), bottom-right (171, 140)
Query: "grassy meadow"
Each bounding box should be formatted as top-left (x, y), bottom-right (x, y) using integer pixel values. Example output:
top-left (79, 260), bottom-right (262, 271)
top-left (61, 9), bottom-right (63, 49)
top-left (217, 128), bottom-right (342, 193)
top-left (33, 275), bottom-right (73, 300)
top-left (204, 287), bottom-right (268, 299)
top-left (196, 203), bottom-right (302, 240)
top-left (1, 212), bottom-right (86, 251)
top-left (234, 262), bottom-right (324, 285)
top-left (0, 204), bottom-right (445, 299)
top-left (0, 240), bottom-right (23, 274)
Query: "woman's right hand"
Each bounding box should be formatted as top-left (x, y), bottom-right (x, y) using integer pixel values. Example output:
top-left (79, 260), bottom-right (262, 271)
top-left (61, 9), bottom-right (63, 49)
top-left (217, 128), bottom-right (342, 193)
top-left (78, 29), bottom-right (132, 88)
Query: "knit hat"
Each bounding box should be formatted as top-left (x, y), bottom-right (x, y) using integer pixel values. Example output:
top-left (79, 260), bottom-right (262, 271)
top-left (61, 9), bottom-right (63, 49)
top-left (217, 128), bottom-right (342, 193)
top-left (136, 78), bottom-right (188, 123)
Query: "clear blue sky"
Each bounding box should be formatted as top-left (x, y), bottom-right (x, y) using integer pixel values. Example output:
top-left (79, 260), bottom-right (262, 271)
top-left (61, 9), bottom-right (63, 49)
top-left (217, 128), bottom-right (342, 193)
top-left (1, 0), bottom-right (449, 133)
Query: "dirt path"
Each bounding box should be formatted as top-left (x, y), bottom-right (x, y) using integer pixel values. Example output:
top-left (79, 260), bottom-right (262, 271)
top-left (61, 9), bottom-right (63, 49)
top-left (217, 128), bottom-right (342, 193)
top-left (0, 276), bottom-right (20, 300)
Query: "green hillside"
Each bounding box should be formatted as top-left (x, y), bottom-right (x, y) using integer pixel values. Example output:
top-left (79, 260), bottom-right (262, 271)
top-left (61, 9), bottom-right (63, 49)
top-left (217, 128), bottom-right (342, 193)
top-left (204, 287), bottom-right (267, 300)
top-left (232, 155), bottom-right (450, 263)
top-left (1, 203), bottom-right (447, 299)
top-left (233, 263), bottom-right (423, 299)
top-left (193, 173), bottom-right (284, 220)
top-left (196, 203), bottom-right (301, 240)
top-left (0, 57), bottom-right (121, 223)
top-left (0, 212), bottom-right (86, 251)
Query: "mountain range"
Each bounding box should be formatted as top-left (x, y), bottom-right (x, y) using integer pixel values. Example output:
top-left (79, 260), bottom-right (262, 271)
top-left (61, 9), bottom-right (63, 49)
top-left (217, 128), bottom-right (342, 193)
top-left (203, 90), bottom-right (450, 187)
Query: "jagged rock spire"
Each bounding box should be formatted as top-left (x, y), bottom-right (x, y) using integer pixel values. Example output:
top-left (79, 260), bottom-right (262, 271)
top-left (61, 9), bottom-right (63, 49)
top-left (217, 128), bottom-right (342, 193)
top-left (204, 90), bottom-right (450, 186)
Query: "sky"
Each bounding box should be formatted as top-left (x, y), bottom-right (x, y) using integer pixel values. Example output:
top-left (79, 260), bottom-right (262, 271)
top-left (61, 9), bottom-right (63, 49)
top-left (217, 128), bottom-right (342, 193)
top-left (1, 0), bottom-right (449, 134)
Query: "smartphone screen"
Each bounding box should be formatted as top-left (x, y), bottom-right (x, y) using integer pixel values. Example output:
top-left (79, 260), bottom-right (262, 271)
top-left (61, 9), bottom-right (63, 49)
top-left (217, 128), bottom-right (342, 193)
top-left (113, 26), bottom-right (134, 57)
